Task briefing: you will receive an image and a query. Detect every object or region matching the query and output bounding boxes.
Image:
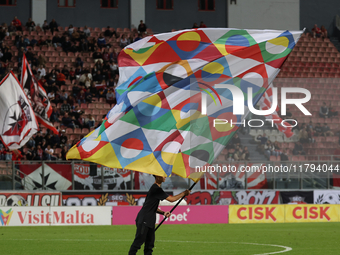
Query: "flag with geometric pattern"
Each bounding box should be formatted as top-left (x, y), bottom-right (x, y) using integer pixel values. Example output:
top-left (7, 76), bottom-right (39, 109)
top-left (67, 28), bottom-right (303, 181)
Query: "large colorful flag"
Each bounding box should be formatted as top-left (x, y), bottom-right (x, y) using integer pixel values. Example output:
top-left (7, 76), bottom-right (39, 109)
top-left (0, 72), bottom-right (39, 149)
top-left (21, 54), bottom-right (58, 134)
top-left (258, 83), bottom-right (294, 138)
top-left (67, 28), bottom-right (303, 180)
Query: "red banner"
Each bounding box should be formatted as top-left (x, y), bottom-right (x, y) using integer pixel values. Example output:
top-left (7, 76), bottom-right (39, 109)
top-left (185, 190), bottom-right (279, 205)
top-left (19, 163), bottom-right (72, 190)
top-left (0, 191), bottom-right (62, 206)
top-left (62, 191), bottom-right (173, 206)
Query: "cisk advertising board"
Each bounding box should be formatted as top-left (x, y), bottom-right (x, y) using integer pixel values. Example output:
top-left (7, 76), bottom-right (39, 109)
top-left (285, 204), bottom-right (339, 223)
top-left (229, 205), bottom-right (285, 223)
top-left (0, 206), bottom-right (111, 226)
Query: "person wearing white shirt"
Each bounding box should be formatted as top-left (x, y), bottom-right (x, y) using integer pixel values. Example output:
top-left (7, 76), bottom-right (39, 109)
top-left (37, 65), bottom-right (46, 77)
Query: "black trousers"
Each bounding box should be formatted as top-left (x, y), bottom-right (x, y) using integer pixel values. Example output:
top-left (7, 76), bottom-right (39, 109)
top-left (128, 222), bottom-right (155, 255)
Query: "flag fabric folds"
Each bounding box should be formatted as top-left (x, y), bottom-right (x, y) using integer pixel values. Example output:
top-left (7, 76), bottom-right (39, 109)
top-left (258, 83), bottom-right (294, 138)
top-left (67, 28), bottom-right (303, 180)
top-left (21, 54), bottom-right (58, 134)
top-left (0, 72), bottom-right (39, 149)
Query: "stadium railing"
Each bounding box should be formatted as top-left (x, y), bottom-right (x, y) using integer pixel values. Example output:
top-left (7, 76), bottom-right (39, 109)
top-left (1, 158), bottom-right (340, 191)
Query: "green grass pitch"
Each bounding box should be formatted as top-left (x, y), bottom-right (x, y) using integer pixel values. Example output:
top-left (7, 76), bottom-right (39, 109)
top-left (0, 223), bottom-right (339, 254)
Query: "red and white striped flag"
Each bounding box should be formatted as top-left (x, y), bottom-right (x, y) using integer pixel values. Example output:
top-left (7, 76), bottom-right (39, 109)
top-left (0, 72), bottom-right (39, 149)
top-left (21, 54), bottom-right (58, 134)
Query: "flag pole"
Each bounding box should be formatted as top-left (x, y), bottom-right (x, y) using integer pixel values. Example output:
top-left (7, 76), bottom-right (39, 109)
top-left (155, 181), bottom-right (197, 232)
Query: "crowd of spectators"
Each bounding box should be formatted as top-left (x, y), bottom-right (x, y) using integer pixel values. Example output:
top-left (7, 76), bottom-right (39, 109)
top-left (0, 16), bottom-right (153, 161)
top-left (223, 133), bottom-right (250, 162)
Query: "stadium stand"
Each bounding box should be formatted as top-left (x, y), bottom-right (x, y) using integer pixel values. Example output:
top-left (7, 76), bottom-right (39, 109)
top-left (0, 21), bottom-right (339, 166)
top-left (0, 20), bottom-right (155, 161)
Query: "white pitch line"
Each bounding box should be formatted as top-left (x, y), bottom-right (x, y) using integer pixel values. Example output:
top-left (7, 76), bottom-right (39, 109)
top-left (2, 239), bottom-right (292, 255)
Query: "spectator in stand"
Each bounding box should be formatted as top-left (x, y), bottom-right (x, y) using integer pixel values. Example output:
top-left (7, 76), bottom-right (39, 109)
top-left (17, 37), bottom-right (27, 50)
top-left (47, 90), bottom-right (56, 103)
top-left (12, 16), bottom-right (22, 31)
top-left (299, 126), bottom-right (309, 143)
top-left (34, 131), bottom-right (43, 146)
top-left (56, 71), bottom-right (66, 86)
top-left (192, 23), bottom-right (199, 28)
top-left (106, 88), bottom-right (116, 104)
top-left (1, 48), bottom-right (12, 63)
top-left (17, 47), bottom-right (25, 65)
top-left (233, 146), bottom-right (244, 161)
top-left (83, 26), bottom-right (90, 37)
top-left (85, 88), bottom-right (92, 103)
top-left (280, 149), bottom-right (289, 164)
top-left (320, 25), bottom-right (328, 39)
top-left (93, 70), bottom-right (103, 83)
top-left (75, 56), bottom-right (83, 68)
top-left (69, 67), bottom-right (76, 83)
top-left (319, 102), bottom-right (329, 118)
top-left (97, 33), bottom-right (106, 48)
top-left (61, 100), bottom-right (71, 115)
top-left (133, 32), bottom-right (142, 42)
top-left (60, 130), bottom-right (68, 146)
top-left (102, 48), bottom-right (110, 62)
top-left (232, 133), bottom-right (241, 147)
top-left (243, 146), bottom-right (250, 160)
top-left (307, 126), bottom-right (315, 143)
top-left (67, 95), bottom-right (76, 106)
top-left (30, 36), bottom-right (38, 47)
top-left (26, 18), bottom-right (36, 31)
top-left (45, 36), bottom-right (52, 47)
top-left (138, 20), bottom-right (147, 34)
top-left (58, 89), bottom-right (68, 102)
top-left (104, 26), bottom-right (113, 37)
top-left (52, 33), bottom-right (62, 48)
top-left (293, 141), bottom-right (306, 156)
top-left (61, 65), bottom-right (69, 79)
top-left (49, 19), bottom-right (59, 33)
top-left (85, 114), bottom-right (95, 128)
top-left (79, 38), bottom-right (89, 52)
top-left (45, 145), bottom-right (56, 160)
top-left (322, 123), bottom-right (334, 137)
top-left (72, 28), bottom-right (80, 42)
top-left (329, 103), bottom-right (338, 118)
top-left (62, 36), bottom-right (72, 53)
top-left (24, 35), bottom-right (30, 45)
top-left (77, 90), bottom-right (86, 104)
top-left (68, 24), bottom-right (74, 35)
top-left (264, 140), bottom-right (275, 159)
top-left (0, 27), bottom-right (7, 42)
top-left (37, 36), bottom-right (46, 47)
top-left (199, 21), bottom-right (207, 28)
top-left (92, 47), bottom-right (103, 63)
top-left (62, 112), bottom-right (75, 128)
top-left (107, 76), bottom-right (116, 88)
top-left (120, 34), bottom-right (129, 48)
top-left (50, 106), bottom-right (60, 122)
top-left (60, 145), bottom-right (67, 160)
top-left (42, 20), bottom-right (49, 32)
top-left (37, 65), bottom-right (46, 77)
top-left (37, 52), bottom-right (47, 67)
top-left (311, 24), bottom-right (322, 38)
top-left (314, 123), bottom-right (323, 136)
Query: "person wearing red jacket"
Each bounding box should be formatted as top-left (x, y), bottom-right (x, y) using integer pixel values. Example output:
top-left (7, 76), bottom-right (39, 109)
top-left (56, 71), bottom-right (66, 85)
top-left (12, 16), bottom-right (22, 31)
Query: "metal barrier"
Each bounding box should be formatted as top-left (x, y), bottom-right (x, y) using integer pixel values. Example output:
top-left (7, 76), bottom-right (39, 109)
top-left (0, 158), bottom-right (339, 191)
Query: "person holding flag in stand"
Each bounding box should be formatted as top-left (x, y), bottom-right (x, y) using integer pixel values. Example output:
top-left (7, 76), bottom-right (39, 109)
top-left (128, 175), bottom-right (190, 255)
